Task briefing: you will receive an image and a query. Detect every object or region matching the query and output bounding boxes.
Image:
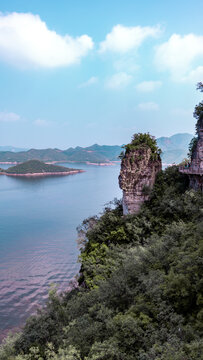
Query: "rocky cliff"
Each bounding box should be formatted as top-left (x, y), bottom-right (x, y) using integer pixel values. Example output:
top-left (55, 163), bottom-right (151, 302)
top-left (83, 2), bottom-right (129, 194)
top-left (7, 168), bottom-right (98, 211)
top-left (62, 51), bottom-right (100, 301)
top-left (119, 134), bottom-right (162, 214)
top-left (179, 112), bottom-right (203, 191)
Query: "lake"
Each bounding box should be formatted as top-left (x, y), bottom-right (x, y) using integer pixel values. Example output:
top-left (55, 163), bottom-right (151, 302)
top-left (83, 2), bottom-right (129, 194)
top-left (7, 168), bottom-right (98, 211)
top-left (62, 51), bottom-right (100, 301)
top-left (0, 163), bottom-right (121, 341)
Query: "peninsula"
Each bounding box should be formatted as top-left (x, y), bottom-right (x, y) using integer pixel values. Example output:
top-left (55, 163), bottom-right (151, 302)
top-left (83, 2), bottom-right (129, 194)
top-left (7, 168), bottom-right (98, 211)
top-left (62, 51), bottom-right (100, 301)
top-left (2, 160), bottom-right (84, 177)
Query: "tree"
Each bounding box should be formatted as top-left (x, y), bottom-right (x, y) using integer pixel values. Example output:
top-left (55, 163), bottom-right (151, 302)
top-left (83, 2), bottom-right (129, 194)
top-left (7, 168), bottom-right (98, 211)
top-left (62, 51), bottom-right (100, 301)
top-left (188, 136), bottom-right (198, 160)
top-left (193, 82), bottom-right (203, 125)
top-left (197, 82), bottom-right (203, 92)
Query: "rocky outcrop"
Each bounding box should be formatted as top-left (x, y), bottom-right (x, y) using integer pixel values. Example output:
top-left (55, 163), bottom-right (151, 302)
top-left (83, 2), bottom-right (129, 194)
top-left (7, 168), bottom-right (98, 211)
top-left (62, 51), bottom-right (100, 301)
top-left (119, 146), bottom-right (162, 214)
top-left (189, 113), bottom-right (203, 172)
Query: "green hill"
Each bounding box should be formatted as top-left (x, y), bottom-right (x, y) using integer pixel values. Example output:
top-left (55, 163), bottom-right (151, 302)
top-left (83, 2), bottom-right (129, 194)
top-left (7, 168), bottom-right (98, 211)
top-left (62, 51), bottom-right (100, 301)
top-left (63, 144), bottom-right (122, 163)
top-left (5, 160), bottom-right (79, 175)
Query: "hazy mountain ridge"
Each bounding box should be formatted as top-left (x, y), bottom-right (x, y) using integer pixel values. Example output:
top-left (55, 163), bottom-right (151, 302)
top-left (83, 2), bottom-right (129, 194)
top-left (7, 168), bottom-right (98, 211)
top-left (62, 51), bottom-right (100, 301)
top-left (157, 133), bottom-right (193, 151)
top-left (156, 133), bottom-right (193, 164)
top-left (0, 133), bottom-right (193, 164)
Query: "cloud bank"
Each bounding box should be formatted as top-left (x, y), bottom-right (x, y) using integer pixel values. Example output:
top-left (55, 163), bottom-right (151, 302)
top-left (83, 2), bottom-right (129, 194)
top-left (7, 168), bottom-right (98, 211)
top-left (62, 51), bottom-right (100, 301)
top-left (99, 24), bottom-right (161, 53)
top-left (0, 12), bottom-right (94, 68)
top-left (0, 111), bottom-right (20, 122)
top-left (106, 72), bottom-right (133, 89)
top-left (155, 33), bottom-right (203, 81)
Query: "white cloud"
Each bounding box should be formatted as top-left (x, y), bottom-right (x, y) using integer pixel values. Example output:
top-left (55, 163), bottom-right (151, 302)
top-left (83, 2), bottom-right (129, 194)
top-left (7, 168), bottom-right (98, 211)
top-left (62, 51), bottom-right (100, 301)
top-left (155, 33), bottom-right (203, 81)
top-left (138, 102), bottom-right (159, 111)
top-left (182, 66), bottom-right (203, 83)
top-left (99, 24), bottom-right (161, 53)
top-left (106, 72), bottom-right (133, 89)
top-left (0, 111), bottom-right (20, 122)
top-left (0, 12), bottom-right (94, 68)
top-left (136, 80), bottom-right (162, 92)
top-left (78, 76), bottom-right (98, 88)
top-left (34, 119), bottom-right (52, 127)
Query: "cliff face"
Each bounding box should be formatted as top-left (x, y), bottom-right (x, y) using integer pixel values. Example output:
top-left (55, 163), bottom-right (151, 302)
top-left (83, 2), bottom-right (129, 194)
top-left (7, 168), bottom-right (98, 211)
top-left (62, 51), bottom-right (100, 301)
top-left (179, 112), bottom-right (203, 192)
top-left (189, 130), bottom-right (203, 191)
top-left (119, 147), bottom-right (162, 214)
top-left (190, 113), bottom-right (203, 172)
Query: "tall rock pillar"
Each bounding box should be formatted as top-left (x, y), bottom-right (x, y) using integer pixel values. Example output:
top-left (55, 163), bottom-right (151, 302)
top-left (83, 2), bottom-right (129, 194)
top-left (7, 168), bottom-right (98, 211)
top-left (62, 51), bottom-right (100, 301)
top-left (119, 134), bottom-right (162, 215)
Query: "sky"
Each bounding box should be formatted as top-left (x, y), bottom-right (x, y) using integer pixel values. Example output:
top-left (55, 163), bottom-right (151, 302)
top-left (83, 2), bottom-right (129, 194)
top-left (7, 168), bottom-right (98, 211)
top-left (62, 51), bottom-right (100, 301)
top-left (0, 0), bottom-right (203, 149)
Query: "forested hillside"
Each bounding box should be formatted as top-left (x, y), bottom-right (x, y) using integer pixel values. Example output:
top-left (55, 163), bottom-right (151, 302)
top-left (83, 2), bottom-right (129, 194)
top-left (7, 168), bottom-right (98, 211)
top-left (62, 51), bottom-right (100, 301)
top-left (1, 165), bottom-right (202, 359)
top-left (5, 160), bottom-right (77, 174)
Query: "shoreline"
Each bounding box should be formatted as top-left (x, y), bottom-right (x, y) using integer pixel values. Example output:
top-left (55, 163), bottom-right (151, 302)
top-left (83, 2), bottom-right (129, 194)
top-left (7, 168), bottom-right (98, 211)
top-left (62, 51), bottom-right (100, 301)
top-left (86, 161), bottom-right (116, 166)
top-left (0, 160), bottom-right (176, 168)
top-left (1, 170), bottom-right (85, 177)
top-left (0, 160), bottom-right (120, 166)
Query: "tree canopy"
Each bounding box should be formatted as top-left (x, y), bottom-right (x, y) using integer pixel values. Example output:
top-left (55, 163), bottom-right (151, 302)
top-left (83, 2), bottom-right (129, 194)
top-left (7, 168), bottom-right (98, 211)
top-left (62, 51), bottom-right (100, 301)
top-left (194, 82), bottom-right (203, 130)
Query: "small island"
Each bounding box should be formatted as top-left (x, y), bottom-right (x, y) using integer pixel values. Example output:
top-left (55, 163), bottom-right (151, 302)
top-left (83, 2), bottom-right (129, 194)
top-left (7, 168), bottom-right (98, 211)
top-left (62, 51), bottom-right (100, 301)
top-left (3, 160), bottom-right (84, 177)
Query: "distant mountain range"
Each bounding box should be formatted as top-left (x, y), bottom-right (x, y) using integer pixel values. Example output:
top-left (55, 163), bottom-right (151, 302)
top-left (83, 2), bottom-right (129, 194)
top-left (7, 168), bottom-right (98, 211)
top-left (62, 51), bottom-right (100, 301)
top-left (0, 133), bottom-right (193, 165)
top-left (0, 144), bottom-right (122, 164)
top-left (156, 133), bottom-right (193, 164)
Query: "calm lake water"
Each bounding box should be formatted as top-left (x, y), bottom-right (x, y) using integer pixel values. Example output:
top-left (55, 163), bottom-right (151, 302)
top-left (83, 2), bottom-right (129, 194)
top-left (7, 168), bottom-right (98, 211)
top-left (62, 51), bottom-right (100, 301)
top-left (0, 163), bottom-right (121, 341)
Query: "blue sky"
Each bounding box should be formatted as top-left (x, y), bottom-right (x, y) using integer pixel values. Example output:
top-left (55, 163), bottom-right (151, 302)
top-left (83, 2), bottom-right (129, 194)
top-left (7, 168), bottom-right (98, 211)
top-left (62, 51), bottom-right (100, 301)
top-left (0, 0), bottom-right (202, 148)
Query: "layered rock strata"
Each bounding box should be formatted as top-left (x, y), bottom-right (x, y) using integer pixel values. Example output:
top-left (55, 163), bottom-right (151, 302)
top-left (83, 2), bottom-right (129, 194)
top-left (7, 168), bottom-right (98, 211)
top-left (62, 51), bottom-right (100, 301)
top-left (119, 147), bottom-right (162, 214)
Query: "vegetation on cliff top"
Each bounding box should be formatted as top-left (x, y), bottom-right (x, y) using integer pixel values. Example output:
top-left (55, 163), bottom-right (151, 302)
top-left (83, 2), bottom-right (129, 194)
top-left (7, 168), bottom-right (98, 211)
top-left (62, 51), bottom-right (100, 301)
top-left (194, 82), bottom-right (203, 130)
top-left (120, 133), bottom-right (162, 161)
top-left (5, 160), bottom-right (78, 175)
top-left (1, 164), bottom-right (202, 360)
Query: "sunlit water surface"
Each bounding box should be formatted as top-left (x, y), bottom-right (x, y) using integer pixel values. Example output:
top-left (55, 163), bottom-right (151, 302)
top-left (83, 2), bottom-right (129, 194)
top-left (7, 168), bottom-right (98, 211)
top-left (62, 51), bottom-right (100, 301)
top-left (0, 163), bottom-right (121, 341)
